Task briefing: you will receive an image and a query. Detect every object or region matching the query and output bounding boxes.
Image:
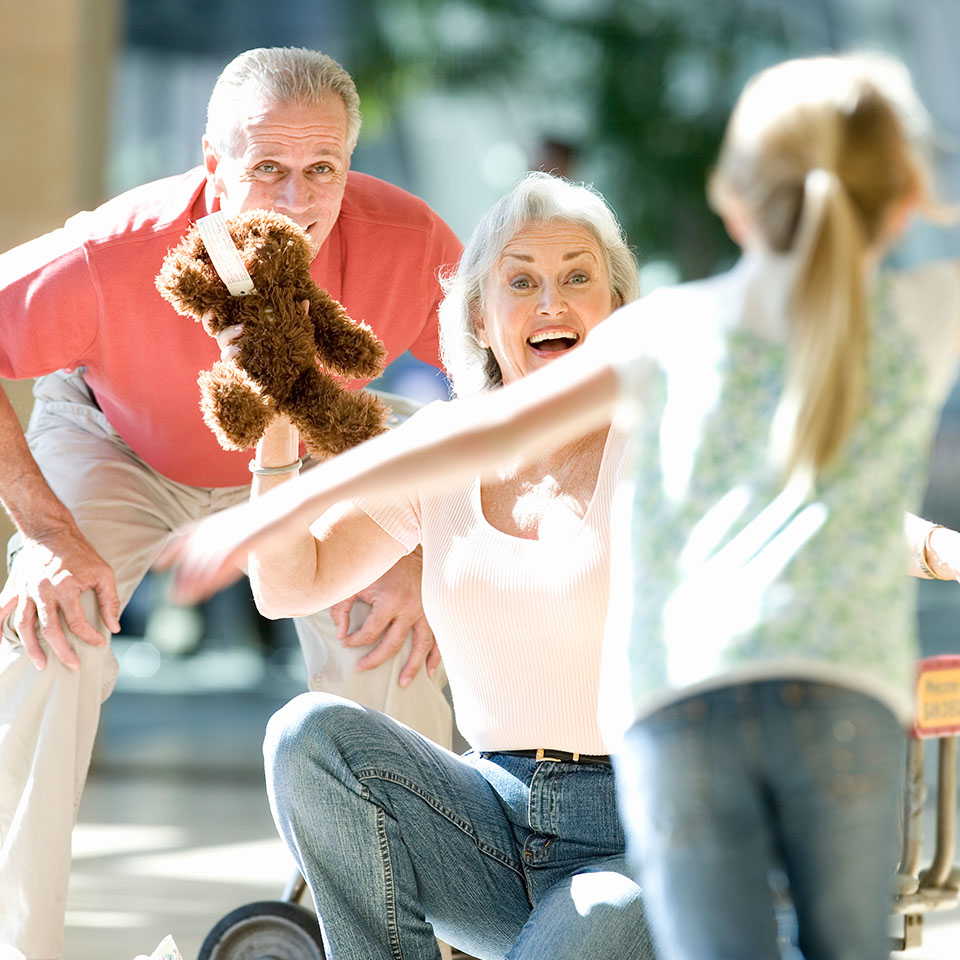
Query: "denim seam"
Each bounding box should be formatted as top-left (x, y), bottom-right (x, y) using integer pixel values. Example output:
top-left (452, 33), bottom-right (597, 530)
top-left (358, 767), bottom-right (523, 876)
top-left (374, 802), bottom-right (405, 960)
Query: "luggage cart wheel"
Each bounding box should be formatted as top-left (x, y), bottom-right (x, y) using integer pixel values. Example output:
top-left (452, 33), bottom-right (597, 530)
top-left (197, 899), bottom-right (325, 960)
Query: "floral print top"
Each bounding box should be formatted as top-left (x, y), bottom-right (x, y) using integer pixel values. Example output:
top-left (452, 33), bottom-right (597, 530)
top-left (589, 254), bottom-right (960, 741)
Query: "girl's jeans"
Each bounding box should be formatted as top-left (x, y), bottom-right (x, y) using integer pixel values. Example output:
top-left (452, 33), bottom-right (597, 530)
top-left (616, 680), bottom-right (903, 960)
top-left (264, 692), bottom-right (656, 960)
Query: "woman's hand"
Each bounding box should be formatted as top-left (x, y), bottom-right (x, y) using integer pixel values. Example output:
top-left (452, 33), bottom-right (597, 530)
top-left (906, 514), bottom-right (960, 582)
top-left (919, 524), bottom-right (960, 581)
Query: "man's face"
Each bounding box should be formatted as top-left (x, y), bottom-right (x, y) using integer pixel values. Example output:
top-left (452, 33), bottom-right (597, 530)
top-left (203, 96), bottom-right (351, 255)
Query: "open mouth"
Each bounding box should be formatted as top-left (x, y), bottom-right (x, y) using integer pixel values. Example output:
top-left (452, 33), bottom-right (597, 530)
top-left (527, 330), bottom-right (581, 354)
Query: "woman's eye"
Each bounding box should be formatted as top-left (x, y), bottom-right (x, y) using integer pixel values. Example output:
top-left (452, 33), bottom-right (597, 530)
top-left (568, 272), bottom-right (590, 284)
top-left (510, 276), bottom-right (532, 290)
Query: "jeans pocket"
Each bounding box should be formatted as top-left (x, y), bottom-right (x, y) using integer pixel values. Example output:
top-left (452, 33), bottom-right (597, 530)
top-left (787, 684), bottom-right (900, 802)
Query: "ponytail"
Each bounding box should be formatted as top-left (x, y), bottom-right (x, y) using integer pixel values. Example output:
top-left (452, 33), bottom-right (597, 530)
top-left (771, 168), bottom-right (868, 484)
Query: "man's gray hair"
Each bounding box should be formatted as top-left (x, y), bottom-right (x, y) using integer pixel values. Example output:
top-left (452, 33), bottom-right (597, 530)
top-left (206, 47), bottom-right (362, 157)
top-left (439, 172), bottom-right (640, 397)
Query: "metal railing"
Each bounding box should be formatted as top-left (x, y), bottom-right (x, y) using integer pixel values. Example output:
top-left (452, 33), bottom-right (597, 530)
top-left (892, 655), bottom-right (960, 951)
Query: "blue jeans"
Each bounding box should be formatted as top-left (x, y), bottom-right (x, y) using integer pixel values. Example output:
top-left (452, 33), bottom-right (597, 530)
top-left (615, 680), bottom-right (903, 960)
top-left (264, 693), bottom-right (656, 960)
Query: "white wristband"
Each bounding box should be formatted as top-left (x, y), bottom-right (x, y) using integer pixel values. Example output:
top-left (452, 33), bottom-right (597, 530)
top-left (249, 458), bottom-right (302, 476)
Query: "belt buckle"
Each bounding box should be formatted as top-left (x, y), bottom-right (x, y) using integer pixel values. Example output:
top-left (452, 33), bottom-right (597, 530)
top-left (535, 748), bottom-right (579, 763)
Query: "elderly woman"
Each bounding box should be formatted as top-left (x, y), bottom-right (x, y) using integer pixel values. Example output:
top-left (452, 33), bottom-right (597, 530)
top-left (175, 172), bottom-right (655, 960)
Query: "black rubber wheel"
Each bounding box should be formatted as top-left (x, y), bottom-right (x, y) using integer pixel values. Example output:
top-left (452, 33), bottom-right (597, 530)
top-left (197, 900), bottom-right (325, 960)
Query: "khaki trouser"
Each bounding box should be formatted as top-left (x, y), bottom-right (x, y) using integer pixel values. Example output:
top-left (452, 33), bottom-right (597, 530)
top-left (0, 369), bottom-right (452, 960)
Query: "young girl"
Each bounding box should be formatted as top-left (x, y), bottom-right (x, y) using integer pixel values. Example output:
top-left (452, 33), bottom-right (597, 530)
top-left (595, 54), bottom-right (960, 959)
top-left (161, 54), bottom-right (960, 959)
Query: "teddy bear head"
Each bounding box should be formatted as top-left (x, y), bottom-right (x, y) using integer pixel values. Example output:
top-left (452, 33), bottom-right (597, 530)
top-left (155, 209), bottom-right (315, 326)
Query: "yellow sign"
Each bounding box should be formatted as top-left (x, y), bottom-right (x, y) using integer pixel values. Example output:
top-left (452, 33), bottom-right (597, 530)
top-left (915, 663), bottom-right (960, 737)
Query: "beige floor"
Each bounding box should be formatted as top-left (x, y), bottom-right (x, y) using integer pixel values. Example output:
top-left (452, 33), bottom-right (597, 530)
top-left (52, 637), bottom-right (960, 960)
top-left (67, 773), bottom-right (298, 960)
top-left (65, 769), bottom-right (960, 960)
top-left (63, 639), bottom-right (310, 960)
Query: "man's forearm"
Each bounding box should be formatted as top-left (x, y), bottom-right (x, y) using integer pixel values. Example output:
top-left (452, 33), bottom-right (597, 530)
top-left (0, 385), bottom-right (75, 538)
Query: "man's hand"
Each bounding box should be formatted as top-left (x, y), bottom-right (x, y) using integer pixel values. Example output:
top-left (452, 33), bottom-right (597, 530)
top-left (330, 548), bottom-right (440, 687)
top-left (0, 527), bottom-right (121, 671)
top-left (203, 302), bottom-right (308, 361)
top-left (208, 321), bottom-right (244, 361)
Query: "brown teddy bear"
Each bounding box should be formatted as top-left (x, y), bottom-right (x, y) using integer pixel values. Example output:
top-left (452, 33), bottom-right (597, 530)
top-left (155, 209), bottom-right (388, 459)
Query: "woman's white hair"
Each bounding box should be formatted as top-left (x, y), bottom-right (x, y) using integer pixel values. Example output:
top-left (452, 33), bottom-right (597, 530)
top-left (439, 172), bottom-right (640, 397)
top-left (205, 47), bottom-right (362, 158)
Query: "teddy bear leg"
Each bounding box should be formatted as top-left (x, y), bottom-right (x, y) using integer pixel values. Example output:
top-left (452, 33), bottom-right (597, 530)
top-left (284, 370), bottom-right (387, 459)
top-left (199, 361), bottom-right (275, 451)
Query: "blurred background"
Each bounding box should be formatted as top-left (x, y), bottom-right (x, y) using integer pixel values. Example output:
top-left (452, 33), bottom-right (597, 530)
top-left (3, 0), bottom-right (960, 957)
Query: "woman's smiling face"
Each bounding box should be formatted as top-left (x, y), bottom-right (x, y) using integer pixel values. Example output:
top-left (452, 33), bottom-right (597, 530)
top-left (478, 219), bottom-right (616, 385)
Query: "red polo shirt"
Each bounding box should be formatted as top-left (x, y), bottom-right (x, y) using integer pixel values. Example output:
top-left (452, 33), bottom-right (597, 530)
top-left (0, 168), bottom-right (462, 486)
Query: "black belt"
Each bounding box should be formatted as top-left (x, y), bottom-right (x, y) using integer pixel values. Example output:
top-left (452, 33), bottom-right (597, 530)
top-left (497, 748), bottom-right (612, 766)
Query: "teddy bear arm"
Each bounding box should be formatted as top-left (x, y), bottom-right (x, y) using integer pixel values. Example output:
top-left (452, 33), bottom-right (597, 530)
top-left (156, 254), bottom-right (234, 322)
top-left (306, 290), bottom-right (386, 381)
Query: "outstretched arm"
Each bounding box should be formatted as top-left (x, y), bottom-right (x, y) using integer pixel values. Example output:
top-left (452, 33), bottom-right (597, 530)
top-left (158, 344), bottom-right (624, 603)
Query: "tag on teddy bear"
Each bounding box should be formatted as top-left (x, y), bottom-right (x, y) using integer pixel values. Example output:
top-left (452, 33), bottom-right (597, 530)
top-left (196, 211), bottom-right (256, 296)
top-left (132, 934), bottom-right (183, 960)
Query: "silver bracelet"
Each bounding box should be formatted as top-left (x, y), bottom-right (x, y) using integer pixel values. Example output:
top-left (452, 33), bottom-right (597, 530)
top-left (249, 458), bottom-right (303, 476)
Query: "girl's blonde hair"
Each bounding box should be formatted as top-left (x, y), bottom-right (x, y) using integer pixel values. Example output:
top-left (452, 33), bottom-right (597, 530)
top-left (708, 53), bottom-right (937, 483)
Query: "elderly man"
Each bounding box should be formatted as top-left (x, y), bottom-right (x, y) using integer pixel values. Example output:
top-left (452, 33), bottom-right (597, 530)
top-left (0, 46), bottom-right (461, 959)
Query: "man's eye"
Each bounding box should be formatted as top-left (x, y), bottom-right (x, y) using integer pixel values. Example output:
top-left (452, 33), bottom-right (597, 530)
top-left (311, 164), bottom-right (334, 175)
top-left (256, 162), bottom-right (279, 173)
